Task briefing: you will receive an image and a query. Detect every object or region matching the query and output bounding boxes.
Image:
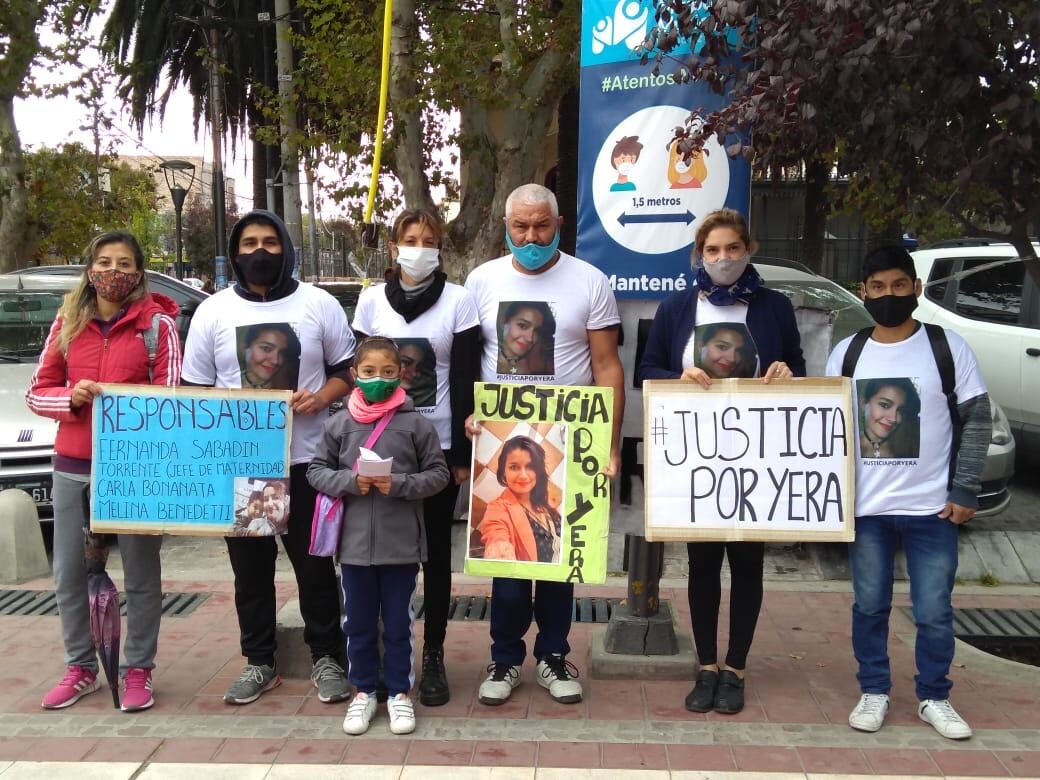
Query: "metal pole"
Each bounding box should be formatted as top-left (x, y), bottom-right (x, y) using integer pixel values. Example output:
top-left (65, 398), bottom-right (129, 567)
top-left (170, 186), bottom-right (188, 280)
top-left (274, 0), bottom-right (303, 262)
top-left (206, 1), bottom-right (229, 289)
top-left (306, 166), bottom-right (319, 282)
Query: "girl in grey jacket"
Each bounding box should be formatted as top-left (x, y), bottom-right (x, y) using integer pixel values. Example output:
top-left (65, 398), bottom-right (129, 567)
top-left (308, 337), bottom-right (448, 737)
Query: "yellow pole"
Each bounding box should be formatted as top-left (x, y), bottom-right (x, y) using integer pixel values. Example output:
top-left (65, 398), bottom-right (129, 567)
top-left (364, 0), bottom-right (394, 225)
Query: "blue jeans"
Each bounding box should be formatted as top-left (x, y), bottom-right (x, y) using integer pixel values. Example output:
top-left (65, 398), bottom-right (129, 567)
top-left (848, 513), bottom-right (959, 701)
top-left (490, 578), bottom-right (573, 666)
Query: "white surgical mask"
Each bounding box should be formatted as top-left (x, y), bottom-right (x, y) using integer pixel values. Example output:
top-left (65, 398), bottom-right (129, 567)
top-left (617, 162), bottom-right (635, 175)
top-left (395, 245), bottom-right (440, 281)
top-left (703, 254), bottom-right (750, 286)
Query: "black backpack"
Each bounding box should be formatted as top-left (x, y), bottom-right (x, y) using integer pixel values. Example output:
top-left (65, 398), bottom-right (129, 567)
top-left (841, 322), bottom-right (960, 487)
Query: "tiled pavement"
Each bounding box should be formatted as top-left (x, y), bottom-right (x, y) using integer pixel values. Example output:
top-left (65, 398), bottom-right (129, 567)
top-left (0, 568), bottom-right (1038, 777)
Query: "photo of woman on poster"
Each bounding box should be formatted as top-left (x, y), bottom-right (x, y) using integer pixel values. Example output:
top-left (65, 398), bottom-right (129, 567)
top-left (496, 302), bottom-right (556, 376)
top-left (479, 436), bottom-right (562, 564)
top-left (237, 322), bottom-right (301, 390)
top-left (857, 378), bottom-right (922, 459)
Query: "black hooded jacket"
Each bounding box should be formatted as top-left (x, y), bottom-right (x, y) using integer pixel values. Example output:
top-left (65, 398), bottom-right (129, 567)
top-left (228, 209), bottom-right (300, 303)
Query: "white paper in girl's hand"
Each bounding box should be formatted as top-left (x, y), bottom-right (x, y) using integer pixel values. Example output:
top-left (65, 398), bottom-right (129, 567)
top-left (357, 447), bottom-right (393, 477)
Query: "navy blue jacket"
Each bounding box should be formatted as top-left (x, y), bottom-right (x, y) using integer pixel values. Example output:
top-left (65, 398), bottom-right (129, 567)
top-left (637, 281), bottom-right (806, 381)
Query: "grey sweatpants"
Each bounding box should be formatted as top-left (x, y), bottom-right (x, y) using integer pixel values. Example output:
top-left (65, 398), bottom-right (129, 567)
top-left (52, 471), bottom-right (164, 673)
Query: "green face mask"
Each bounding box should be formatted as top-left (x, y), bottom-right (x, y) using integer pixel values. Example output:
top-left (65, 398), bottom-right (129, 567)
top-left (355, 375), bottom-right (400, 402)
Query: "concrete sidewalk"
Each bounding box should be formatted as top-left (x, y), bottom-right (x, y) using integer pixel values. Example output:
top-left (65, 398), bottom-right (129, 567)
top-left (0, 545), bottom-right (1039, 778)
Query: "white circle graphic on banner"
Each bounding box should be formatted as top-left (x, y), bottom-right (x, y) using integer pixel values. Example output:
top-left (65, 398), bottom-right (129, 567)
top-left (592, 105), bottom-right (730, 255)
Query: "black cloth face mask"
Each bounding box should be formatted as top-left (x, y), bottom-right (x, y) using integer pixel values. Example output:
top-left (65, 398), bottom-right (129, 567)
top-left (863, 293), bottom-right (918, 328)
top-left (237, 248), bottom-right (282, 287)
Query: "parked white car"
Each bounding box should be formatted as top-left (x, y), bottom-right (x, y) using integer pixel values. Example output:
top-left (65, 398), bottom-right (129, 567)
top-left (912, 241), bottom-right (1040, 463)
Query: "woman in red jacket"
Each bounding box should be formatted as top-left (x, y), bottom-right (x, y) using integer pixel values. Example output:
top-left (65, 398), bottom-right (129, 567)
top-left (26, 231), bottom-right (181, 712)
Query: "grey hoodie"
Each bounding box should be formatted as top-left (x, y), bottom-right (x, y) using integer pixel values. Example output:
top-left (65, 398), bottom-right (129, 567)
top-left (307, 398), bottom-right (449, 565)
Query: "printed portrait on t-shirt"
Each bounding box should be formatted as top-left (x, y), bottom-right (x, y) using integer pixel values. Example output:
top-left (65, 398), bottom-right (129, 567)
top-left (395, 337), bottom-right (437, 408)
top-left (683, 323), bottom-right (759, 379)
top-left (235, 322), bottom-right (301, 390)
top-left (856, 377), bottom-right (922, 459)
top-left (231, 477), bottom-right (290, 536)
top-left (496, 301), bottom-right (556, 377)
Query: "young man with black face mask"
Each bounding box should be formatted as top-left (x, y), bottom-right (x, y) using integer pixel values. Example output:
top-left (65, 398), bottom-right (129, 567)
top-left (181, 210), bottom-right (356, 706)
top-left (825, 245), bottom-right (992, 741)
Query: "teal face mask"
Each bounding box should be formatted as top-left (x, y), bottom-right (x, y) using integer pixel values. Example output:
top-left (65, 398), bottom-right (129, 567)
top-left (505, 230), bottom-right (560, 271)
top-left (355, 375), bottom-right (400, 402)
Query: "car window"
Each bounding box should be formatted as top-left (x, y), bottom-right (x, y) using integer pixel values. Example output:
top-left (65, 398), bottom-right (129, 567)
top-left (768, 280), bottom-right (874, 343)
top-left (925, 259), bottom-right (956, 305)
top-left (0, 290), bottom-right (65, 361)
top-left (954, 258), bottom-right (1023, 325)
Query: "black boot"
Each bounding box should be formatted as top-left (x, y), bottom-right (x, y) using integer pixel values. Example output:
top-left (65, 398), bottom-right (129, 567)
top-left (418, 645), bottom-right (450, 706)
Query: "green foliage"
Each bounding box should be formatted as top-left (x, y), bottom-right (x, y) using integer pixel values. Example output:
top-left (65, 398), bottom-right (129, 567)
top-left (645, 1), bottom-right (1040, 261)
top-left (24, 143), bottom-right (160, 263)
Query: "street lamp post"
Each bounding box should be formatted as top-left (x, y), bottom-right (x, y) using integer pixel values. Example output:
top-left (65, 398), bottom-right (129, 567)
top-left (160, 160), bottom-right (196, 280)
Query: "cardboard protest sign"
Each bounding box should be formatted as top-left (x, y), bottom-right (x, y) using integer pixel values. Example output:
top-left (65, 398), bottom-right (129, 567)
top-left (90, 385), bottom-right (293, 536)
top-left (465, 383), bottom-right (613, 584)
top-left (644, 378), bottom-right (855, 542)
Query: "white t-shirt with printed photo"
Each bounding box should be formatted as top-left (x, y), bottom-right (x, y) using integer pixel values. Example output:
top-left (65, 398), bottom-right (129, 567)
top-left (181, 283), bottom-right (356, 465)
top-left (825, 325), bottom-right (986, 517)
top-left (465, 252), bottom-right (621, 385)
top-left (683, 299), bottom-right (761, 379)
top-left (352, 281), bottom-right (480, 450)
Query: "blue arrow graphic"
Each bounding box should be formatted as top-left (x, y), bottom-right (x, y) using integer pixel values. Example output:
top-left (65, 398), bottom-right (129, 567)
top-left (617, 210), bottom-right (694, 226)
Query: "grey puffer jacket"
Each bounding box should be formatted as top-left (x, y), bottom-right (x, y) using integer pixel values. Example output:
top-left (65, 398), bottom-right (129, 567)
top-left (307, 397), bottom-right (449, 565)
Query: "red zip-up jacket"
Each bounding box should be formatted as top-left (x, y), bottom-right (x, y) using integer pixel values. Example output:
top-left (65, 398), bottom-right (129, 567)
top-left (25, 293), bottom-right (182, 461)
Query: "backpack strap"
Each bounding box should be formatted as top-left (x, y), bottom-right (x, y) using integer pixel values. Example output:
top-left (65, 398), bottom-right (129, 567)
top-left (143, 313), bottom-right (161, 383)
top-left (924, 322), bottom-right (960, 488)
top-left (840, 327), bottom-right (874, 377)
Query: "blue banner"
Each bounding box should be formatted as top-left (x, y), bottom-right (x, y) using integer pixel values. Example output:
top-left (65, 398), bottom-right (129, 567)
top-left (577, 0), bottom-right (751, 299)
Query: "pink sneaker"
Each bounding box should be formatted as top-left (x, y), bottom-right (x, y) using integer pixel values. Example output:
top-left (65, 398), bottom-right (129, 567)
top-left (42, 665), bottom-right (100, 709)
top-left (121, 667), bottom-right (154, 712)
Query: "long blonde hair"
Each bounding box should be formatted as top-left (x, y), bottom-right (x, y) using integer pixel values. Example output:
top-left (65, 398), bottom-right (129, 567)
top-left (55, 232), bottom-right (149, 354)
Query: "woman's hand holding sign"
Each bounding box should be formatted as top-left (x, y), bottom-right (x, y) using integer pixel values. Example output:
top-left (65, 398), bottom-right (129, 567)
top-left (70, 379), bottom-right (103, 409)
top-left (762, 361), bottom-right (793, 384)
top-left (680, 366), bottom-right (712, 389)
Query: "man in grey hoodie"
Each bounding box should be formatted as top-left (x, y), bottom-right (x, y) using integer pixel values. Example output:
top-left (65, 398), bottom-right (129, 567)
top-left (181, 210), bottom-right (356, 705)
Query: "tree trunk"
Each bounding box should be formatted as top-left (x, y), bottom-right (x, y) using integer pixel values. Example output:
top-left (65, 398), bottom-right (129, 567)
top-left (1007, 216), bottom-right (1040, 290)
top-left (0, 96), bottom-right (31, 272)
top-left (388, 0), bottom-right (435, 213)
top-left (801, 156), bottom-right (828, 275)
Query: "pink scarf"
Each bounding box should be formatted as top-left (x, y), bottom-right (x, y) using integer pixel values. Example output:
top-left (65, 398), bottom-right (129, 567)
top-left (347, 386), bottom-right (407, 423)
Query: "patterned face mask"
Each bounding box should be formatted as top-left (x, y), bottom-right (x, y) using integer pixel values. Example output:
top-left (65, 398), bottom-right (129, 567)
top-left (88, 269), bottom-right (141, 302)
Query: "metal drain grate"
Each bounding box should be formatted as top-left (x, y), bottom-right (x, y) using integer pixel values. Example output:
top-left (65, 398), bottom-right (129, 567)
top-left (901, 607), bottom-right (1040, 642)
top-left (0, 589), bottom-right (209, 618)
top-left (411, 595), bottom-right (635, 623)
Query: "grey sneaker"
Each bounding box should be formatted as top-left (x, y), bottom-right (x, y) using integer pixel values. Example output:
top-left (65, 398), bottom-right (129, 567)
top-left (223, 663), bottom-right (281, 705)
top-left (311, 656), bottom-right (351, 703)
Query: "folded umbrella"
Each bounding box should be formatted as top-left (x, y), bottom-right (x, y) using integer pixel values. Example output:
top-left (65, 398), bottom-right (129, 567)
top-left (82, 484), bottom-right (121, 708)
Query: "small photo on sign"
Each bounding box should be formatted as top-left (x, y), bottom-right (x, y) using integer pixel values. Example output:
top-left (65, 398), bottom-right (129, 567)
top-left (231, 477), bottom-right (290, 536)
top-left (236, 322), bottom-right (302, 390)
top-left (496, 301), bottom-right (556, 377)
top-left (856, 377), bottom-right (921, 459)
top-left (469, 422), bottom-right (567, 565)
top-left (683, 323), bottom-right (759, 379)
top-left (396, 337), bottom-right (437, 407)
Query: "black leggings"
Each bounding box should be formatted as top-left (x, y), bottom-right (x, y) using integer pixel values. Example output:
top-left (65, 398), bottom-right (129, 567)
top-left (420, 472), bottom-right (460, 648)
top-left (686, 541), bottom-right (765, 670)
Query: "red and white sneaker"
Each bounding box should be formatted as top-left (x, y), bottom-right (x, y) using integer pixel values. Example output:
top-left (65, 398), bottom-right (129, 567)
top-left (121, 667), bottom-right (155, 712)
top-left (42, 665), bottom-right (100, 709)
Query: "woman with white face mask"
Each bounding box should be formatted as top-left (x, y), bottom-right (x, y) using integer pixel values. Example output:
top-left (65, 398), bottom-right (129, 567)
top-left (350, 209), bottom-right (481, 708)
top-left (637, 208), bottom-right (805, 717)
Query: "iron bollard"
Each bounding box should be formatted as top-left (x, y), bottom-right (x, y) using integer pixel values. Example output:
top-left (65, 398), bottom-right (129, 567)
top-left (626, 534), bottom-right (664, 618)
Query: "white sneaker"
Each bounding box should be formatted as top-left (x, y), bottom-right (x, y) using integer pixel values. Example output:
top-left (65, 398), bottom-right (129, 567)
top-left (477, 662), bottom-right (521, 705)
top-left (387, 693), bottom-right (416, 735)
top-left (536, 654), bottom-right (583, 704)
top-left (918, 698), bottom-right (973, 739)
top-left (848, 693), bottom-right (889, 732)
top-left (342, 691), bottom-right (377, 735)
